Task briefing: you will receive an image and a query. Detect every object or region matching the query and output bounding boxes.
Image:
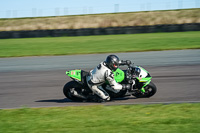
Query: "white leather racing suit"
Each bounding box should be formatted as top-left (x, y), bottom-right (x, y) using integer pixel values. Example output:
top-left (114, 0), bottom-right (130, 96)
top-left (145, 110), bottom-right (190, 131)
top-left (86, 62), bottom-right (122, 100)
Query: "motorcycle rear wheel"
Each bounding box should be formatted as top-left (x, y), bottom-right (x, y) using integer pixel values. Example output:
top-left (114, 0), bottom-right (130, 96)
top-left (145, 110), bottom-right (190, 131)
top-left (63, 81), bottom-right (85, 102)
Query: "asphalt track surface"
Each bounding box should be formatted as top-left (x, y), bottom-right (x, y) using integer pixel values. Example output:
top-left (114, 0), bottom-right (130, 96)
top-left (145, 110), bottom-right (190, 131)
top-left (0, 50), bottom-right (200, 109)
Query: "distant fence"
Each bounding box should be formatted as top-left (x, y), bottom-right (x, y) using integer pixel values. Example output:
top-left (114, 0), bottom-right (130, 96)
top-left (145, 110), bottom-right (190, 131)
top-left (0, 23), bottom-right (200, 39)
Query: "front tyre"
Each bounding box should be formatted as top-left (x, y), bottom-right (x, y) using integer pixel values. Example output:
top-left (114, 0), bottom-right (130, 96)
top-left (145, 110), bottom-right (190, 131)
top-left (133, 82), bottom-right (157, 98)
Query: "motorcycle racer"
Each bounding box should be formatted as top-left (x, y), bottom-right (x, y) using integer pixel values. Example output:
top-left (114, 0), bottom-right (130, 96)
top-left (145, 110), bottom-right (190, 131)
top-left (86, 55), bottom-right (130, 102)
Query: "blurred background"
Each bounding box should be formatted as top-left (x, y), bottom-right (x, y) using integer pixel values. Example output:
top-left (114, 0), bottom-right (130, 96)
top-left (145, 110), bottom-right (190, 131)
top-left (1, 0), bottom-right (199, 18)
top-left (0, 0), bottom-right (200, 39)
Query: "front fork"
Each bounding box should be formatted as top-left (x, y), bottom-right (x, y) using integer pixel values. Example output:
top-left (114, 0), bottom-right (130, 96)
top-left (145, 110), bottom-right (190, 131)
top-left (141, 80), bottom-right (151, 93)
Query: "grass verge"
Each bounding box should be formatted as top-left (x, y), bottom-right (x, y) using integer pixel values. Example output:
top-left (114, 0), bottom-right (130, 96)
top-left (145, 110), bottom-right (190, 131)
top-left (0, 103), bottom-right (200, 133)
top-left (0, 31), bottom-right (200, 57)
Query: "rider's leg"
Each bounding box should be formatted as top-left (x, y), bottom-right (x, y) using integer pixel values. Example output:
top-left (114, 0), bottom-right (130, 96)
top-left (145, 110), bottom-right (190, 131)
top-left (105, 85), bottom-right (120, 93)
top-left (86, 76), bottom-right (110, 101)
top-left (88, 84), bottom-right (110, 101)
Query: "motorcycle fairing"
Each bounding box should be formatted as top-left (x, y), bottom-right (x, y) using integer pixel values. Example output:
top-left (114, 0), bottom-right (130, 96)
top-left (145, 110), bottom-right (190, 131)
top-left (136, 66), bottom-right (152, 93)
top-left (136, 77), bottom-right (152, 82)
top-left (66, 70), bottom-right (82, 81)
top-left (113, 68), bottom-right (125, 83)
top-left (66, 68), bottom-right (125, 83)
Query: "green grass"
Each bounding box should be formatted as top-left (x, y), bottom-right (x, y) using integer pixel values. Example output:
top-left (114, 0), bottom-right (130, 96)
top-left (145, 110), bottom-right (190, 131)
top-left (0, 103), bottom-right (200, 133)
top-left (0, 31), bottom-right (200, 57)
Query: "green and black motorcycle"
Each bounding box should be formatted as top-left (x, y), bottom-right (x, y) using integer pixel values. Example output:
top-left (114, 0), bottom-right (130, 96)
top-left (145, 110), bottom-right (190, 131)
top-left (63, 63), bottom-right (157, 102)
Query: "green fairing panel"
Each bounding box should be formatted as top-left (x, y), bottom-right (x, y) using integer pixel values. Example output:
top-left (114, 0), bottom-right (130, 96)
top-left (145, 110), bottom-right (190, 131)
top-left (113, 68), bottom-right (125, 83)
top-left (136, 66), bottom-right (152, 82)
top-left (138, 66), bottom-right (149, 73)
top-left (66, 70), bottom-right (82, 81)
top-left (136, 77), bottom-right (152, 82)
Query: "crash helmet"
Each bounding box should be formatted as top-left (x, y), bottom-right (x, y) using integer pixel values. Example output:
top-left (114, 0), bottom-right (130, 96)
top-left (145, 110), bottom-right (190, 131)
top-left (105, 55), bottom-right (120, 71)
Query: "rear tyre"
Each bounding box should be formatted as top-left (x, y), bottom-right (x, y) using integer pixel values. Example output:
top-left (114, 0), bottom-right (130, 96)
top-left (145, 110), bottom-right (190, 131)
top-left (132, 82), bottom-right (157, 98)
top-left (63, 81), bottom-right (85, 102)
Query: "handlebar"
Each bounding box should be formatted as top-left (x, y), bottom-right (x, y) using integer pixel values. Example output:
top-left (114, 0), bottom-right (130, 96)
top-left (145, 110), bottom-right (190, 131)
top-left (119, 60), bottom-right (132, 66)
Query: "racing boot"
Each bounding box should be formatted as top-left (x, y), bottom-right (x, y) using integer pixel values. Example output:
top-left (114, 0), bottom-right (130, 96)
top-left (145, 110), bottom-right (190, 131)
top-left (97, 96), bottom-right (111, 103)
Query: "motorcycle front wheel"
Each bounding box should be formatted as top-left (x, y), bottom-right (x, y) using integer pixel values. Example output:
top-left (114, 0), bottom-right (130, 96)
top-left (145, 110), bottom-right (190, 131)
top-left (132, 82), bottom-right (157, 98)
